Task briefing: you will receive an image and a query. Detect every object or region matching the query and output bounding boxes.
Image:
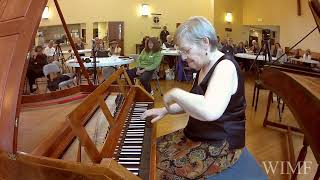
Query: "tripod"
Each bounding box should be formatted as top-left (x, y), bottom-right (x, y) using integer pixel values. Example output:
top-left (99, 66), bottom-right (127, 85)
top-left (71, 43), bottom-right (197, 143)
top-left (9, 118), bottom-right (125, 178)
top-left (92, 48), bottom-right (98, 85)
top-left (54, 43), bottom-right (68, 72)
top-left (249, 39), bottom-right (272, 74)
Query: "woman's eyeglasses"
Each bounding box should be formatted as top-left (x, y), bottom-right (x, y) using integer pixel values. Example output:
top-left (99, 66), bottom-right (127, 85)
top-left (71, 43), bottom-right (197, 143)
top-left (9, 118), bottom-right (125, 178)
top-left (179, 47), bottom-right (192, 57)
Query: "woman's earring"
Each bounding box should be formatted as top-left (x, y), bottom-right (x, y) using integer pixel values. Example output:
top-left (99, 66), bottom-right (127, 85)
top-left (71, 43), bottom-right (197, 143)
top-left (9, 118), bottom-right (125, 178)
top-left (205, 52), bottom-right (208, 56)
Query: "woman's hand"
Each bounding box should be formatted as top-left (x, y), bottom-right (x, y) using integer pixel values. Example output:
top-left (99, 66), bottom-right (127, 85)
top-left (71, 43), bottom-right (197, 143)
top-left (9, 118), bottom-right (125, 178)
top-left (163, 88), bottom-right (180, 113)
top-left (141, 107), bottom-right (167, 123)
top-left (136, 68), bottom-right (145, 76)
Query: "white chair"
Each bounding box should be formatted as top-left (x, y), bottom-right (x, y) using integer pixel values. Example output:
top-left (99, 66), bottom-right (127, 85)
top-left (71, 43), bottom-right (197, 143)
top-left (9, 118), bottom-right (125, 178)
top-left (43, 63), bottom-right (75, 91)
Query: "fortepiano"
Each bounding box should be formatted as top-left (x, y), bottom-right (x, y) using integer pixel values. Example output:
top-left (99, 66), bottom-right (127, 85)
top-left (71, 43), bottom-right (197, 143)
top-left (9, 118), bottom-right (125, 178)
top-left (0, 0), bottom-right (157, 179)
top-left (265, 62), bottom-right (320, 78)
top-left (259, 2), bottom-right (320, 179)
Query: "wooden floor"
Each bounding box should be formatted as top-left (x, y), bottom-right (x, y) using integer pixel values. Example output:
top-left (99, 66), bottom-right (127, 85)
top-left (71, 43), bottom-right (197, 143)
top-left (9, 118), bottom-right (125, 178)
top-left (18, 73), bottom-right (317, 180)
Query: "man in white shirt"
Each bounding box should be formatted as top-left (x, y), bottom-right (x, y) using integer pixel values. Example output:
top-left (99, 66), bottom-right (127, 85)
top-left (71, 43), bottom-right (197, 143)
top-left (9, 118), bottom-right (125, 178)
top-left (44, 40), bottom-right (55, 62)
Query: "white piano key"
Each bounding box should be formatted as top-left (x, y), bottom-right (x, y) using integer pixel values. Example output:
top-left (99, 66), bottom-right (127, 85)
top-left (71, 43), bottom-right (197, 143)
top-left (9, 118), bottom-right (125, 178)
top-left (124, 138), bottom-right (143, 141)
top-left (127, 129), bottom-right (144, 131)
top-left (120, 152), bottom-right (141, 155)
top-left (126, 134), bottom-right (144, 137)
top-left (123, 141), bottom-right (143, 144)
top-left (126, 168), bottom-right (140, 171)
top-left (118, 161), bottom-right (140, 165)
top-left (122, 146), bottom-right (142, 149)
top-left (132, 172), bottom-right (139, 175)
top-left (121, 149), bottom-right (141, 152)
top-left (128, 125), bottom-right (145, 127)
top-left (119, 157), bottom-right (141, 161)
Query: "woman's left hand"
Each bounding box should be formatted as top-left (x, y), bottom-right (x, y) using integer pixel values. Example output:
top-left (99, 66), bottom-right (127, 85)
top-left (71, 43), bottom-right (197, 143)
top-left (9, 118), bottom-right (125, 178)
top-left (163, 88), bottom-right (179, 113)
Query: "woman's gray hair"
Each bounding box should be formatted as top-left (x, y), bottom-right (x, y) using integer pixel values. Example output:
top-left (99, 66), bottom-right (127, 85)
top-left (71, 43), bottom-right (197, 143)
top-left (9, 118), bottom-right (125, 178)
top-left (174, 16), bottom-right (218, 51)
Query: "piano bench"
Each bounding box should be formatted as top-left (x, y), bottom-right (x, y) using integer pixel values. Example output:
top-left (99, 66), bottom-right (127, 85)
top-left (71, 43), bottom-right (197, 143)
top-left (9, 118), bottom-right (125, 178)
top-left (207, 147), bottom-right (268, 180)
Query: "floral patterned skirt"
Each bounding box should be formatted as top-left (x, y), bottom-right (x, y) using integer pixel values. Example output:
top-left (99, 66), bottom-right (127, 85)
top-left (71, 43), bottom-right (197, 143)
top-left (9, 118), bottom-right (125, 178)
top-left (156, 129), bottom-right (243, 180)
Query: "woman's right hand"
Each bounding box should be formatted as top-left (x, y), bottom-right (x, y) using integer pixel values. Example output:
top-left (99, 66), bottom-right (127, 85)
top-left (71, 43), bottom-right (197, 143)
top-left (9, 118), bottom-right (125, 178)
top-left (141, 107), bottom-right (167, 123)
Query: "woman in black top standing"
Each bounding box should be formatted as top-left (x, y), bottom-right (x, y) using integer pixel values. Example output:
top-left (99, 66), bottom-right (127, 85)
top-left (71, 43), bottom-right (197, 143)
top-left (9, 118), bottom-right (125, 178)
top-left (142, 16), bottom-right (246, 179)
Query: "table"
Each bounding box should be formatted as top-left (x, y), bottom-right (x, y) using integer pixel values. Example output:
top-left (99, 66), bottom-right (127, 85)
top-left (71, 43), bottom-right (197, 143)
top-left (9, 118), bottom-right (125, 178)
top-left (235, 53), bottom-right (277, 71)
top-left (161, 49), bottom-right (180, 56)
top-left (289, 57), bottom-right (320, 65)
top-left (66, 56), bottom-right (134, 84)
top-left (66, 56), bottom-right (134, 68)
top-left (62, 49), bottom-right (92, 54)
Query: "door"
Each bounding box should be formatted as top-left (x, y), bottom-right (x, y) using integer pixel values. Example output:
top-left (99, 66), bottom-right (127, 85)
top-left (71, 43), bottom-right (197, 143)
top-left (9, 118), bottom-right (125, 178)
top-left (108, 21), bottom-right (124, 55)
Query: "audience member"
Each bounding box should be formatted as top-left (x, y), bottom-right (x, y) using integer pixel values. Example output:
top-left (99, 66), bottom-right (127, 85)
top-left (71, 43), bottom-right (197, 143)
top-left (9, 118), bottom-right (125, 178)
top-left (127, 37), bottom-right (162, 93)
top-left (26, 46), bottom-right (48, 93)
top-left (109, 40), bottom-right (121, 56)
top-left (162, 35), bottom-right (174, 49)
top-left (217, 36), bottom-right (223, 51)
top-left (160, 26), bottom-right (170, 44)
top-left (75, 37), bottom-right (85, 56)
top-left (272, 43), bottom-right (287, 63)
top-left (236, 42), bottom-right (246, 53)
top-left (44, 40), bottom-right (55, 62)
top-left (303, 49), bottom-right (312, 61)
top-left (250, 40), bottom-right (259, 54)
top-left (139, 36), bottom-right (150, 53)
top-left (221, 38), bottom-right (235, 55)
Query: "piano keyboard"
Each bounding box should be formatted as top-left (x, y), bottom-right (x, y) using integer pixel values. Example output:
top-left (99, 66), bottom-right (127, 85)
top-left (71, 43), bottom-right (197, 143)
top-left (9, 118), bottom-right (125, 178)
top-left (113, 102), bottom-right (153, 177)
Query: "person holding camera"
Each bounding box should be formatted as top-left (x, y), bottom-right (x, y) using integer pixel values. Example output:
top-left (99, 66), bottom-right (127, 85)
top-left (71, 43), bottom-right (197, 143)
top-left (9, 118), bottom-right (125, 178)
top-left (126, 37), bottom-right (162, 93)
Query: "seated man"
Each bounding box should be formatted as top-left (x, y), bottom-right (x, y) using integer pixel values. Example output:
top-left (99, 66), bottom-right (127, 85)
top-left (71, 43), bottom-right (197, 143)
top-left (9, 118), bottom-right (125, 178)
top-left (162, 35), bottom-right (176, 69)
top-left (43, 40), bottom-right (55, 62)
top-left (126, 37), bottom-right (162, 93)
top-left (303, 49), bottom-right (312, 61)
top-left (162, 35), bottom-right (174, 49)
top-left (108, 40), bottom-right (121, 56)
top-left (26, 46), bottom-right (48, 93)
top-left (249, 40), bottom-right (260, 54)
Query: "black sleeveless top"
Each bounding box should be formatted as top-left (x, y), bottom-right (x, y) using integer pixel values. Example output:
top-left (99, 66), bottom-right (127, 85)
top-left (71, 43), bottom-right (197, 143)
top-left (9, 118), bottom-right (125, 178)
top-left (183, 54), bottom-right (246, 149)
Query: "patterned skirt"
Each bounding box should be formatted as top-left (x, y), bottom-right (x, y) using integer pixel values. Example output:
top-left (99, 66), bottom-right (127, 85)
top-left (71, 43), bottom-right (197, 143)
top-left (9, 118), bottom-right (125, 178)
top-left (156, 129), bottom-right (243, 180)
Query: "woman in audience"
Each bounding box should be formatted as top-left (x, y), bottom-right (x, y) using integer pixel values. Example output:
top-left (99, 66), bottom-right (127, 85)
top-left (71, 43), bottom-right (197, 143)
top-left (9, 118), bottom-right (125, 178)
top-left (221, 38), bottom-right (235, 55)
top-left (108, 40), bottom-right (121, 56)
top-left (236, 42), bottom-right (246, 53)
top-left (127, 37), bottom-right (162, 93)
top-left (142, 16), bottom-right (246, 179)
top-left (26, 46), bottom-right (48, 93)
top-left (303, 49), bottom-right (312, 61)
top-left (139, 36), bottom-right (150, 53)
top-left (273, 43), bottom-right (286, 63)
top-left (272, 43), bottom-right (279, 57)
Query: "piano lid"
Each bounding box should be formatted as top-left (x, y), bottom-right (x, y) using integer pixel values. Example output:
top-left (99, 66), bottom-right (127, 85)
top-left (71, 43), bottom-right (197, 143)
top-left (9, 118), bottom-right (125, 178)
top-left (309, 0), bottom-right (320, 32)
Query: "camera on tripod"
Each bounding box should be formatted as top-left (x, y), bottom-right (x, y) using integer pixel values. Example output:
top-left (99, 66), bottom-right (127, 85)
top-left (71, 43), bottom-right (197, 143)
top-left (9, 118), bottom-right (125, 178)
top-left (55, 38), bottom-right (64, 45)
top-left (262, 29), bottom-right (271, 41)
